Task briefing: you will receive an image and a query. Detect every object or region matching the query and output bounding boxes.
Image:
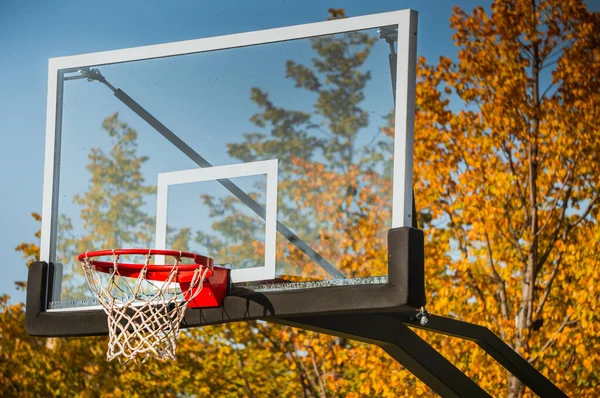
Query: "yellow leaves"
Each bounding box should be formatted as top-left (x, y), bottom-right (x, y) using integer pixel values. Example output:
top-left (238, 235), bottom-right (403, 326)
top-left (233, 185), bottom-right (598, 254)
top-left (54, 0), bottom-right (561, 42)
top-left (358, 383), bottom-right (371, 395)
top-left (575, 343), bottom-right (586, 356)
top-left (412, 1), bottom-right (600, 395)
top-left (5, 1), bottom-right (600, 397)
top-left (14, 212), bottom-right (42, 268)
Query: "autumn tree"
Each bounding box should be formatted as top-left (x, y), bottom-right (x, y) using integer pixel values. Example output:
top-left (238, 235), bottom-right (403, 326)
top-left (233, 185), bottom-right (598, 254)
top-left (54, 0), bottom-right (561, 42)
top-left (7, 3), bottom-right (600, 397)
top-left (413, 0), bottom-right (600, 396)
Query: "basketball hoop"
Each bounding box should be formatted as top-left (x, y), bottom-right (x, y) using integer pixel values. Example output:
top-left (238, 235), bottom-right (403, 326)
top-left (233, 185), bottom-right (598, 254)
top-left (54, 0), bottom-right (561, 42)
top-left (78, 249), bottom-right (228, 364)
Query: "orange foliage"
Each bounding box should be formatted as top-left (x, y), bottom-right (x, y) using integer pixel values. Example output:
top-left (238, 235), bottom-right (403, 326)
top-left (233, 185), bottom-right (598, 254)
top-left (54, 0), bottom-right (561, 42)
top-left (5, 2), bottom-right (600, 396)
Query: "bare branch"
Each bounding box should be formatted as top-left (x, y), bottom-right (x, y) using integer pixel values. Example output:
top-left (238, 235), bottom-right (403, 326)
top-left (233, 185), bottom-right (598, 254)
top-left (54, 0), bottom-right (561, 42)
top-left (541, 41), bottom-right (572, 70)
top-left (564, 347), bottom-right (576, 370)
top-left (537, 190), bottom-right (599, 277)
top-left (308, 346), bottom-right (327, 398)
top-left (540, 58), bottom-right (559, 71)
top-left (534, 253), bottom-right (563, 319)
top-left (482, 227), bottom-right (510, 322)
top-left (497, 205), bottom-right (528, 263)
top-left (466, 268), bottom-right (487, 309)
top-left (293, 341), bottom-right (325, 398)
top-left (529, 314), bottom-right (577, 365)
top-left (235, 348), bottom-right (258, 398)
top-left (535, 184), bottom-right (573, 277)
top-left (536, 167), bottom-right (574, 237)
top-left (482, 228), bottom-right (503, 283)
top-left (501, 141), bottom-right (528, 217)
top-left (568, 191), bottom-right (600, 229)
top-left (517, 37), bottom-right (534, 60)
top-left (447, 212), bottom-right (488, 310)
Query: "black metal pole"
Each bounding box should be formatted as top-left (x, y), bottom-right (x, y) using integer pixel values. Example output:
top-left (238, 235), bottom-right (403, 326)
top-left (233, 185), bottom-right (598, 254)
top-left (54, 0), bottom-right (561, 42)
top-left (402, 314), bottom-right (568, 397)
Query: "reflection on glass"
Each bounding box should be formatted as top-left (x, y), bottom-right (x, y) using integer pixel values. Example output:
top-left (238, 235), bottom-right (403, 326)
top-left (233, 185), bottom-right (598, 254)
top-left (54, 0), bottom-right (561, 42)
top-left (55, 26), bottom-right (397, 301)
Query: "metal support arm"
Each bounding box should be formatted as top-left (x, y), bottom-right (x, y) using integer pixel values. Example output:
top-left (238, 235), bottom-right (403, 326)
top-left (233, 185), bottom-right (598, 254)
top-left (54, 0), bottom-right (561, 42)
top-left (402, 314), bottom-right (568, 397)
top-left (278, 314), bottom-right (491, 397)
top-left (280, 312), bottom-right (567, 397)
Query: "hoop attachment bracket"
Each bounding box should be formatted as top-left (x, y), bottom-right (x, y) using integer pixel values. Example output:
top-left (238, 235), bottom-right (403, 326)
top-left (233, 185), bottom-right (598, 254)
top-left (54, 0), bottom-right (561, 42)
top-left (183, 266), bottom-right (229, 308)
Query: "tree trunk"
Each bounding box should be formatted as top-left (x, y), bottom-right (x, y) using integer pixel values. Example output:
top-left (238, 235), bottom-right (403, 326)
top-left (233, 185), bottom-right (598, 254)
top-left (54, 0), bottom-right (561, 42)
top-left (509, 2), bottom-right (542, 397)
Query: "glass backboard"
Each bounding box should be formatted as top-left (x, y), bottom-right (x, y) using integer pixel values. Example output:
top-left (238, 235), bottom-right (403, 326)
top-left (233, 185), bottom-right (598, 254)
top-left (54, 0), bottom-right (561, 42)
top-left (39, 10), bottom-right (418, 312)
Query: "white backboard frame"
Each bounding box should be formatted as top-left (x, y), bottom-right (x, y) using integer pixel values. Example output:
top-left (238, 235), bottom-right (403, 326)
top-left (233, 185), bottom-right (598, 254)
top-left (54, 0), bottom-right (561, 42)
top-left (40, 9), bottom-right (418, 269)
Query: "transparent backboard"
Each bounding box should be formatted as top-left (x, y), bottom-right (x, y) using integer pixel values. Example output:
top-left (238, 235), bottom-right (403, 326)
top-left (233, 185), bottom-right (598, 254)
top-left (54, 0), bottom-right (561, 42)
top-left (41, 11), bottom-right (416, 309)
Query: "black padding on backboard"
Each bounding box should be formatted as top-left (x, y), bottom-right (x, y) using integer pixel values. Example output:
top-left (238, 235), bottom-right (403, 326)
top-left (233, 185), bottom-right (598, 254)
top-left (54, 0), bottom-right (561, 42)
top-left (388, 226), bottom-right (426, 307)
top-left (26, 262), bottom-right (108, 336)
top-left (26, 227), bottom-right (425, 337)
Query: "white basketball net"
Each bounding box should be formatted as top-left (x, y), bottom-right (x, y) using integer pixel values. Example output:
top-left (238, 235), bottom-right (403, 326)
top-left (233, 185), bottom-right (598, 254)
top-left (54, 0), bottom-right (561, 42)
top-left (80, 251), bottom-right (210, 364)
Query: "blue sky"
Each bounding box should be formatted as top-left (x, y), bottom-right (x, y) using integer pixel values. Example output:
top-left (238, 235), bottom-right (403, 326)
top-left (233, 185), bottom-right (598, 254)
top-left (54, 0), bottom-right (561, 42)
top-left (2, 0), bottom-right (596, 303)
